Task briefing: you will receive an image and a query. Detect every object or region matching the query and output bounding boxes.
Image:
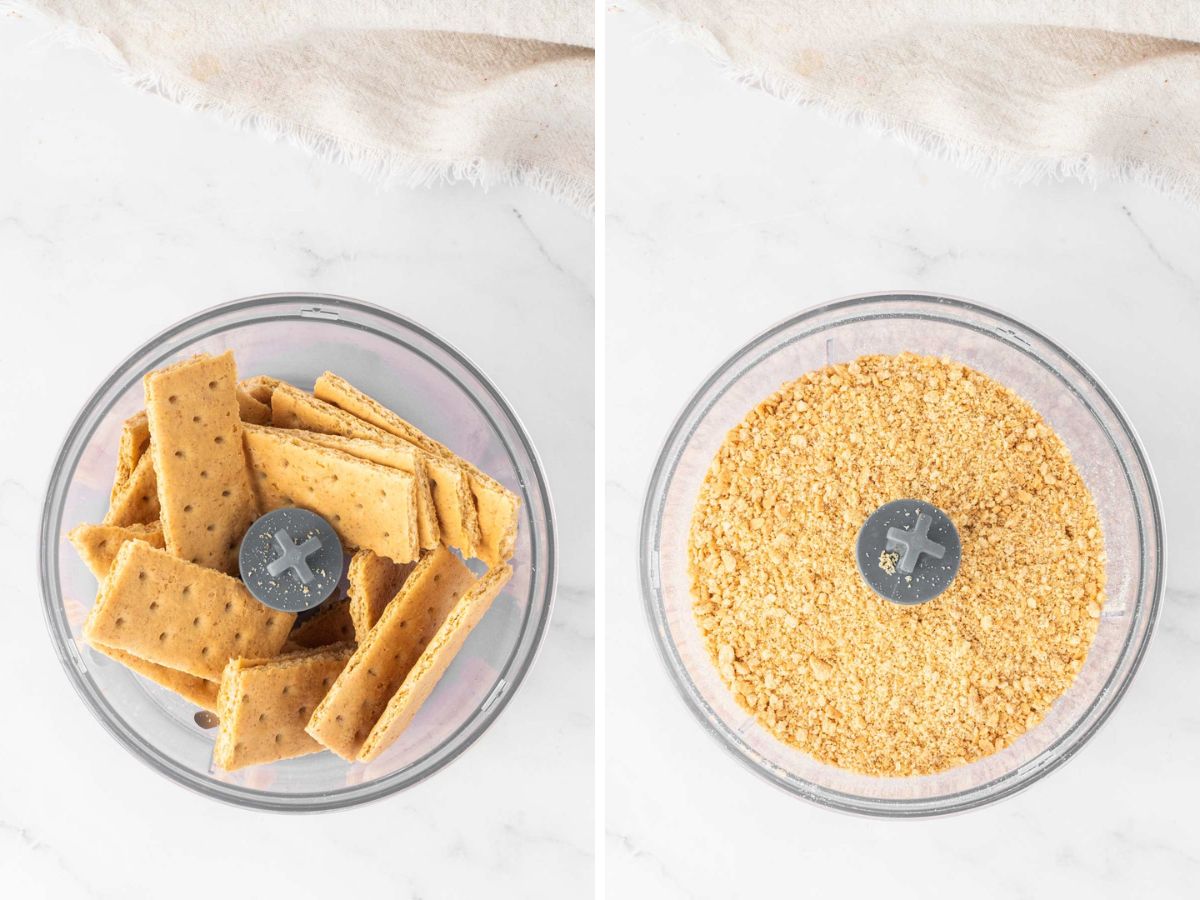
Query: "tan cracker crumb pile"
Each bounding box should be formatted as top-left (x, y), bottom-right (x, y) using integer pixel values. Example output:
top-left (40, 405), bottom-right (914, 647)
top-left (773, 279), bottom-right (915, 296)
top-left (688, 353), bottom-right (1105, 776)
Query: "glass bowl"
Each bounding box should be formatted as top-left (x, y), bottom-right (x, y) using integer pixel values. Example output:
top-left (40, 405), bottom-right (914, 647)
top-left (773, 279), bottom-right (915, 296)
top-left (640, 292), bottom-right (1164, 817)
top-left (40, 293), bottom-right (556, 811)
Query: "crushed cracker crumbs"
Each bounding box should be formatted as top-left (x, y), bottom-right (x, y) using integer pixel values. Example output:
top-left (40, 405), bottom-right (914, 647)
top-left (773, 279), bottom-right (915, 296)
top-left (688, 353), bottom-right (1105, 776)
top-left (878, 550), bottom-right (899, 575)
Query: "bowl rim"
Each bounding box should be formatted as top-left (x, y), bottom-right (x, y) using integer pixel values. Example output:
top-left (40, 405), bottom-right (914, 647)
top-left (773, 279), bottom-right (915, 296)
top-left (40, 292), bottom-right (557, 812)
top-left (639, 291), bottom-right (1166, 818)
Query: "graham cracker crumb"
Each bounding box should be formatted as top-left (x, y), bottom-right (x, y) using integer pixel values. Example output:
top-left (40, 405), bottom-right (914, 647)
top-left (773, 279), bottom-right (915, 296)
top-left (688, 353), bottom-right (1105, 776)
top-left (877, 550), bottom-right (898, 575)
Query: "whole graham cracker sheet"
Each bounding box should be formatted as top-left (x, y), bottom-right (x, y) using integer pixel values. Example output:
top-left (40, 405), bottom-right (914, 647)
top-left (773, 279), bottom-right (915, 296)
top-left (144, 351), bottom-right (259, 573)
top-left (83, 540), bottom-right (294, 681)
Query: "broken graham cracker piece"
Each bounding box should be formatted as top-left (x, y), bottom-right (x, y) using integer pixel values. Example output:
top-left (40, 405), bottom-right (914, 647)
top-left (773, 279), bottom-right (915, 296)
top-left (287, 598), bottom-right (357, 649)
top-left (306, 547), bottom-right (474, 760)
top-left (104, 450), bottom-right (160, 527)
top-left (314, 372), bottom-right (519, 565)
top-left (213, 643), bottom-right (353, 771)
top-left (291, 430), bottom-right (439, 551)
top-left (403, 454), bottom-right (480, 556)
top-left (83, 540), bottom-right (294, 681)
top-left (68, 521), bottom-right (164, 579)
top-left (271, 383), bottom-right (469, 554)
top-left (144, 351), bottom-right (259, 573)
top-left (466, 470), bottom-right (521, 567)
top-left (360, 563), bottom-right (512, 761)
top-left (242, 424), bottom-right (421, 563)
top-left (236, 386), bottom-right (272, 425)
top-left (314, 372), bottom-right (455, 460)
top-left (90, 642), bottom-right (219, 711)
top-left (347, 549), bottom-right (416, 642)
top-left (270, 380), bottom-right (374, 437)
top-left (239, 374), bottom-right (281, 406)
top-left (111, 411), bottom-right (151, 503)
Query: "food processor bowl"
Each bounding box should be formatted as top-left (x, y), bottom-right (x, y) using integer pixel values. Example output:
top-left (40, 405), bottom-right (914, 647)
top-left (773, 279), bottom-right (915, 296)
top-left (640, 292), bottom-right (1164, 817)
top-left (41, 293), bottom-right (556, 811)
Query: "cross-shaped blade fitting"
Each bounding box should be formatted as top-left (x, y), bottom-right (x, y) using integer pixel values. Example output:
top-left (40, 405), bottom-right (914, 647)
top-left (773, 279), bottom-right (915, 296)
top-left (265, 529), bottom-right (322, 584)
top-left (885, 512), bottom-right (946, 574)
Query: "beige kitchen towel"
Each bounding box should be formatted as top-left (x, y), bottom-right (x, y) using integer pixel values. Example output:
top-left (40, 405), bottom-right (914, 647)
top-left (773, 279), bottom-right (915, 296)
top-left (9, 1), bottom-right (594, 210)
top-left (639, 1), bottom-right (1200, 204)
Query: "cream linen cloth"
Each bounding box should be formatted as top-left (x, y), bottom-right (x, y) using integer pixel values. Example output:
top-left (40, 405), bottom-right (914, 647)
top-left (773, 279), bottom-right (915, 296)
top-left (12, 1), bottom-right (594, 210)
top-left (641, 1), bottom-right (1200, 204)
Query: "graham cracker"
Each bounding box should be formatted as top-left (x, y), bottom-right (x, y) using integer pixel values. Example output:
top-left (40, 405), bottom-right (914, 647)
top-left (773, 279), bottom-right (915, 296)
top-left (107, 390), bottom-right (266, 500)
top-left (287, 598), bottom-right (357, 649)
top-left (314, 372), bottom-right (518, 565)
top-left (144, 351), bottom-right (259, 573)
top-left (400, 454), bottom-right (480, 555)
top-left (465, 470), bottom-right (521, 567)
top-left (306, 546), bottom-right (474, 760)
top-left (360, 564), bottom-right (512, 761)
top-left (213, 643), bottom-right (353, 771)
top-left (236, 387), bottom-right (272, 425)
top-left (347, 548), bottom-right (416, 642)
top-left (242, 424), bottom-right (420, 563)
top-left (68, 521), bottom-right (164, 579)
top-left (238, 375), bottom-right (281, 406)
top-left (83, 540), bottom-right (294, 681)
top-left (90, 642), bottom-right (219, 711)
top-left (291, 430), bottom-right (439, 551)
top-left (111, 411), bottom-right (150, 503)
top-left (104, 450), bottom-right (160, 527)
top-left (272, 383), bottom-right (470, 554)
top-left (271, 380), bottom-right (377, 439)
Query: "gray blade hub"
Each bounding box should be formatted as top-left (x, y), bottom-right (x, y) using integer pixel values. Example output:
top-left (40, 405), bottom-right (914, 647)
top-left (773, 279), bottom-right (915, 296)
top-left (239, 508), bottom-right (345, 613)
top-left (855, 499), bottom-right (961, 605)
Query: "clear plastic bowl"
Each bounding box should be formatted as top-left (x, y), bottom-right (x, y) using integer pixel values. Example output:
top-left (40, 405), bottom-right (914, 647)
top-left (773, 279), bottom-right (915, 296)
top-left (641, 293), bottom-right (1164, 817)
top-left (40, 293), bottom-right (556, 811)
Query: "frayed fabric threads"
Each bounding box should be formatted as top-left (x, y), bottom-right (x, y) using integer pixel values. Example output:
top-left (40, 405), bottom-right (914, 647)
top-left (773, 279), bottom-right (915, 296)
top-left (642, 3), bottom-right (1200, 207)
top-left (4, 0), bottom-right (595, 212)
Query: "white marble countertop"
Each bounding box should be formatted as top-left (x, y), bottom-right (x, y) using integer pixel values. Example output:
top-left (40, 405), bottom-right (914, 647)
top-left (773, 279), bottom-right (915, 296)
top-left (607, 6), bottom-right (1200, 898)
top-left (0, 11), bottom-right (593, 898)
